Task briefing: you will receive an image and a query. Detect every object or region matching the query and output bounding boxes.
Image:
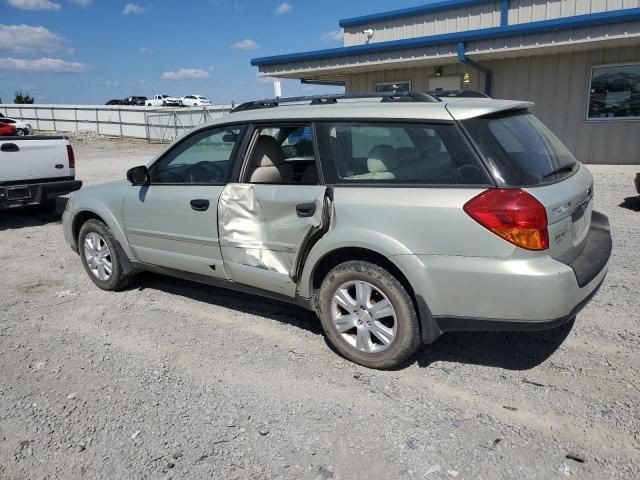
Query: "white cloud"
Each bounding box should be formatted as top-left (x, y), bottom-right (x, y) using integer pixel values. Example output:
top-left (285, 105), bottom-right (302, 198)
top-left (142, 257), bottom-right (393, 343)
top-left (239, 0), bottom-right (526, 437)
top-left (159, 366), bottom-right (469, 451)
top-left (65, 47), bottom-right (75, 54)
top-left (122, 3), bottom-right (148, 15)
top-left (162, 68), bottom-right (209, 80)
top-left (67, 0), bottom-right (92, 6)
top-left (0, 57), bottom-right (91, 72)
top-left (0, 25), bottom-right (65, 53)
top-left (139, 47), bottom-right (153, 54)
top-left (105, 80), bottom-right (121, 87)
top-left (320, 29), bottom-right (344, 42)
top-left (275, 2), bottom-right (291, 14)
top-left (231, 38), bottom-right (260, 50)
top-left (7, 0), bottom-right (61, 10)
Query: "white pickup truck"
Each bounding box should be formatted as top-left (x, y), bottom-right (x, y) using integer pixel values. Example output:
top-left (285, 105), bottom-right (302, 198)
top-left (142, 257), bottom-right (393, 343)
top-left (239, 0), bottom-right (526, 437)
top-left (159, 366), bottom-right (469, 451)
top-left (0, 136), bottom-right (82, 211)
top-left (146, 94), bottom-right (179, 107)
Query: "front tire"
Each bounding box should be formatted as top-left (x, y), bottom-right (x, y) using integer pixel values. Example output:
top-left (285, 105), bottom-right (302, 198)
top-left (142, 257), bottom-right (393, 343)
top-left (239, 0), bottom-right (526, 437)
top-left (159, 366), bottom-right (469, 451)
top-left (179, 100), bottom-right (183, 107)
top-left (78, 219), bottom-right (135, 291)
top-left (16, 128), bottom-right (26, 136)
top-left (318, 261), bottom-right (421, 369)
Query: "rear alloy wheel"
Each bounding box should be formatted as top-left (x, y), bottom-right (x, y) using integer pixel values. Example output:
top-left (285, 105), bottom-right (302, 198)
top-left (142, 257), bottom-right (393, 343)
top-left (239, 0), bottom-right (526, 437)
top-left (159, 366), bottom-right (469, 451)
top-left (318, 260), bottom-right (421, 369)
top-left (16, 128), bottom-right (25, 136)
top-left (78, 219), bottom-right (135, 291)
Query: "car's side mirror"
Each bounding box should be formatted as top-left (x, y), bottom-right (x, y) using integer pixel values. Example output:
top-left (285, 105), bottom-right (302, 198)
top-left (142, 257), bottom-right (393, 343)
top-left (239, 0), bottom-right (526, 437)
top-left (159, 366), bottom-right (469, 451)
top-left (127, 165), bottom-right (150, 186)
top-left (222, 132), bottom-right (238, 142)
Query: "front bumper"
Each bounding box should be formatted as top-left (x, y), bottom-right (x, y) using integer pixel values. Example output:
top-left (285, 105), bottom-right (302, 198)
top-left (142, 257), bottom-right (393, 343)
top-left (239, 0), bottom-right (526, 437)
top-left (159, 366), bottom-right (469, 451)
top-left (400, 211), bottom-right (612, 343)
top-left (0, 179), bottom-right (82, 209)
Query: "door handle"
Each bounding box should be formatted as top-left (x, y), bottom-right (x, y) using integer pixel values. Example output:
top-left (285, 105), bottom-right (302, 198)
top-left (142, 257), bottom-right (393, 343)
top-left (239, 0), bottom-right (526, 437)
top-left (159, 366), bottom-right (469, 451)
top-left (1, 143), bottom-right (19, 152)
top-left (296, 202), bottom-right (316, 217)
top-left (190, 199), bottom-right (210, 211)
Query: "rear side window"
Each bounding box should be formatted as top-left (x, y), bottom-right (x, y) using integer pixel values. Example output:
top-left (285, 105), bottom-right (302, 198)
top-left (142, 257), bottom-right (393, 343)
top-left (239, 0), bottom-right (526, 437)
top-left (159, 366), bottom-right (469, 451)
top-left (316, 122), bottom-right (490, 185)
top-left (462, 111), bottom-right (578, 186)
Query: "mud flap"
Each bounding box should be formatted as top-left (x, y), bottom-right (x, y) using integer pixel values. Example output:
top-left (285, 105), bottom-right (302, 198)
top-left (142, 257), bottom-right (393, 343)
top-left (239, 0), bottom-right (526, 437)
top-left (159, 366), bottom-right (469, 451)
top-left (218, 183), bottom-right (328, 295)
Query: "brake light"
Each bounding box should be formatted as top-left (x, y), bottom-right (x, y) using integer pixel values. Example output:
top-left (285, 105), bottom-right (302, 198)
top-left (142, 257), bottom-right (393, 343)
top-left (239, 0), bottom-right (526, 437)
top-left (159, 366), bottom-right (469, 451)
top-left (67, 145), bottom-right (75, 169)
top-left (464, 189), bottom-right (549, 251)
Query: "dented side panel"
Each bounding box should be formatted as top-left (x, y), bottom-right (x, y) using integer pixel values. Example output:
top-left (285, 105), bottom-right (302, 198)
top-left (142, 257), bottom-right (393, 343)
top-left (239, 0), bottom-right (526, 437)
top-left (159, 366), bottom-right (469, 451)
top-left (218, 183), bottom-right (327, 296)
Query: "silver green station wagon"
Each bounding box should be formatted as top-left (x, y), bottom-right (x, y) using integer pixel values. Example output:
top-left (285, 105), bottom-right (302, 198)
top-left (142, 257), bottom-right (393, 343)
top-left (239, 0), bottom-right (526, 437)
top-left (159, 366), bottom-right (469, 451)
top-left (63, 92), bottom-right (612, 369)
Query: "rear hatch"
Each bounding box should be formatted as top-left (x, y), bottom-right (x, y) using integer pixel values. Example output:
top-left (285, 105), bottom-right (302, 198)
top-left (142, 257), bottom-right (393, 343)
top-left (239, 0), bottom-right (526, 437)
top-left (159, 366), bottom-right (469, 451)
top-left (461, 109), bottom-right (594, 262)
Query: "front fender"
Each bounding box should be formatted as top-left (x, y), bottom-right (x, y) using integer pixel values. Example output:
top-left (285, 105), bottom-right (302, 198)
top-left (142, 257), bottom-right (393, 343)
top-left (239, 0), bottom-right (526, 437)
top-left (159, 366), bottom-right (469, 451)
top-left (66, 194), bottom-right (133, 260)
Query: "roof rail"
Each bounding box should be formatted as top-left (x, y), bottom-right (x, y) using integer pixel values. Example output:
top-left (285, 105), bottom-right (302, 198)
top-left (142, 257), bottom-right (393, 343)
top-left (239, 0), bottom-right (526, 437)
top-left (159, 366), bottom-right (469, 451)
top-left (230, 91), bottom-right (440, 113)
top-left (427, 89), bottom-right (490, 98)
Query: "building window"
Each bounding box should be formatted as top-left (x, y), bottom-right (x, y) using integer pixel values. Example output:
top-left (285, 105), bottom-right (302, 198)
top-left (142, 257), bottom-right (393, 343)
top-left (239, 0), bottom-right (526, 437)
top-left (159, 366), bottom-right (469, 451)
top-left (374, 81), bottom-right (411, 93)
top-left (587, 63), bottom-right (640, 120)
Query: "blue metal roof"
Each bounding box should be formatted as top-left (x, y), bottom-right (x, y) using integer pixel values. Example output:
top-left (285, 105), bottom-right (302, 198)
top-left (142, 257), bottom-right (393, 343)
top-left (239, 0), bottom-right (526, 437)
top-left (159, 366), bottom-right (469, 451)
top-left (252, 8), bottom-right (640, 67)
top-left (339, 0), bottom-right (492, 28)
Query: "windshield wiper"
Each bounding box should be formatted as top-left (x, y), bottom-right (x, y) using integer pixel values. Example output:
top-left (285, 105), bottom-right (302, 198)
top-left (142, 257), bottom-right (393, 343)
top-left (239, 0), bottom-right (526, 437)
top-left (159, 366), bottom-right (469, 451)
top-left (543, 163), bottom-right (575, 178)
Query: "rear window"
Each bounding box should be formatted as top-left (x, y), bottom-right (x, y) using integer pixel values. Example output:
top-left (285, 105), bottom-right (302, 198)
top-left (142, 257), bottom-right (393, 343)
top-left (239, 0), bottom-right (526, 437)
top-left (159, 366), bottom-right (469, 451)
top-left (316, 122), bottom-right (491, 185)
top-left (462, 111), bottom-right (578, 186)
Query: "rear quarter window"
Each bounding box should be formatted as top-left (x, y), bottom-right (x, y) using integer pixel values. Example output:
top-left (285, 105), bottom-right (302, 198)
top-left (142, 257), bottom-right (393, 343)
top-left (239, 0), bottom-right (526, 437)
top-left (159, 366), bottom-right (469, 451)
top-left (462, 111), bottom-right (578, 187)
top-left (316, 122), bottom-right (491, 186)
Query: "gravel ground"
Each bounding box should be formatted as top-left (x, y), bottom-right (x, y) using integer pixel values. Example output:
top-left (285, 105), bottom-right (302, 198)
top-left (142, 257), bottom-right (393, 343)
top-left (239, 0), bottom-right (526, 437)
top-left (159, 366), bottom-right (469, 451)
top-left (1, 137), bottom-right (639, 480)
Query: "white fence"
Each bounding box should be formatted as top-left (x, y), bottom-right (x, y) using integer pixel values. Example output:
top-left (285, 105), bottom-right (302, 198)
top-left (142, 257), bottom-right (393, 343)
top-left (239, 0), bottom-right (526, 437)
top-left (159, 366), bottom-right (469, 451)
top-left (0, 103), bottom-right (233, 143)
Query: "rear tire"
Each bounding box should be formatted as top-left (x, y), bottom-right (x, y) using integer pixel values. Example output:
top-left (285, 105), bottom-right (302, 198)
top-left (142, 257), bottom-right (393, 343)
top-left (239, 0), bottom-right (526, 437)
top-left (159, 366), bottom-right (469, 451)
top-left (318, 260), bottom-right (421, 369)
top-left (78, 219), bottom-right (135, 291)
top-left (16, 128), bottom-right (26, 136)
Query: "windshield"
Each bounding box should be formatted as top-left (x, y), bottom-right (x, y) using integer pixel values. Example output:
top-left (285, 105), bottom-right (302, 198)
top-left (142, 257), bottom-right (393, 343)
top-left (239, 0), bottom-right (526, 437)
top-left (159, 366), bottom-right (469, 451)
top-left (462, 111), bottom-right (578, 186)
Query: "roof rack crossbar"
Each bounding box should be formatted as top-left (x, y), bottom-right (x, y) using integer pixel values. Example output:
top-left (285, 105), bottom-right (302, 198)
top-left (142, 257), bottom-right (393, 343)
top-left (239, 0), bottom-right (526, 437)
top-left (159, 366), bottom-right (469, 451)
top-left (230, 91), bottom-right (440, 113)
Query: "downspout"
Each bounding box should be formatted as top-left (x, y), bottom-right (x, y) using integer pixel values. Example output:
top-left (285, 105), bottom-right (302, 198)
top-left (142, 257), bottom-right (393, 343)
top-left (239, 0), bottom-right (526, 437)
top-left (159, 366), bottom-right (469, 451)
top-left (456, 0), bottom-right (506, 97)
top-left (457, 41), bottom-right (492, 97)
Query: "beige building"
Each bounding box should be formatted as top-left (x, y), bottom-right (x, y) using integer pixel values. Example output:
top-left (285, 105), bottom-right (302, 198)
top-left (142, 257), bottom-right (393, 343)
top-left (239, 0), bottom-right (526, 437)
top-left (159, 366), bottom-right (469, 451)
top-left (252, 0), bottom-right (640, 164)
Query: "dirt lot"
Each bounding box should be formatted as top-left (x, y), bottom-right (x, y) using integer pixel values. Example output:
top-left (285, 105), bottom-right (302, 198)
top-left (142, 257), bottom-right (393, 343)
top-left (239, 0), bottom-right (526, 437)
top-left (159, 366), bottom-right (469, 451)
top-left (1, 137), bottom-right (639, 480)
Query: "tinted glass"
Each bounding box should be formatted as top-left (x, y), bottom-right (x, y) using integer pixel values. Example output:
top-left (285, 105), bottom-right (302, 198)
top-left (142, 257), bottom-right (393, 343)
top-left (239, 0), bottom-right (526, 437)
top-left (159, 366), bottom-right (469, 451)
top-left (150, 126), bottom-right (243, 184)
top-left (463, 111), bottom-right (577, 186)
top-left (316, 122), bottom-right (489, 185)
top-left (588, 63), bottom-right (640, 119)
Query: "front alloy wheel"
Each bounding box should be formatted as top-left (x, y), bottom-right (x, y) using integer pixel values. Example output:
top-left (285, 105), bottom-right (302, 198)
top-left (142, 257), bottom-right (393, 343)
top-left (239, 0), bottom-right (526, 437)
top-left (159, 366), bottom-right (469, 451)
top-left (78, 219), bottom-right (135, 291)
top-left (83, 232), bottom-right (113, 281)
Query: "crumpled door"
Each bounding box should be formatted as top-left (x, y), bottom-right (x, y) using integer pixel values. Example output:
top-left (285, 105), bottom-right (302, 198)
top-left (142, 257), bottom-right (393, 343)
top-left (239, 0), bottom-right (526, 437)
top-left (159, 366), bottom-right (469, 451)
top-left (218, 183), bottom-right (328, 296)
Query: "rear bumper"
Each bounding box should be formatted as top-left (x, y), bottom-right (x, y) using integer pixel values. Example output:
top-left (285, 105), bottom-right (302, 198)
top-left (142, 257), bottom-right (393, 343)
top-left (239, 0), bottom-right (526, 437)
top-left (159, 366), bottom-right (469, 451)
top-left (433, 274), bottom-right (605, 335)
top-left (399, 211), bottom-right (612, 343)
top-left (0, 179), bottom-right (82, 209)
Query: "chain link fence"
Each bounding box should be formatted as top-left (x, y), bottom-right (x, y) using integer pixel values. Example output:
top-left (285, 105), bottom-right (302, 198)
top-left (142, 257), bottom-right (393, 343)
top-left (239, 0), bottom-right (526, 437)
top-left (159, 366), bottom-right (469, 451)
top-left (145, 106), bottom-right (232, 143)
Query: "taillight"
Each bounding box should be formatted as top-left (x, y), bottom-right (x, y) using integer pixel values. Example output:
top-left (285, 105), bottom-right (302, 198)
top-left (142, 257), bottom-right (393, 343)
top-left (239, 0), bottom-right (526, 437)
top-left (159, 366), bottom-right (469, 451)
top-left (463, 189), bottom-right (549, 251)
top-left (67, 145), bottom-right (75, 169)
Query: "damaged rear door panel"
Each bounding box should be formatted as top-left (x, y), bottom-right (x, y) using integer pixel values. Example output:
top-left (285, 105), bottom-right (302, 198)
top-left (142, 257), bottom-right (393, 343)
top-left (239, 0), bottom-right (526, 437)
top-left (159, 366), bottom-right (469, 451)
top-left (218, 183), bottom-right (330, 297)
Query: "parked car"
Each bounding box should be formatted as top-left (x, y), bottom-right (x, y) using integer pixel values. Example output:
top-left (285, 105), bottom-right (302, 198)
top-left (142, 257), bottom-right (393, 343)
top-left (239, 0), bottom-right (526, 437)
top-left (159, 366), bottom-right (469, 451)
top-left (0, 117), bottom-right (33, 136)
top-left (124, 96), bottom-right (148, 106)
top-left (178, 95), bottom-right (211, 107)
top-left (1, 135), bottom-right (81, 211)
top-left (62, 92), bottom-right (611, 369)
top-left (635, 172), bottom-right (640, 195)
top-left (0, 123), bottom-right (17, 136)
top-left (147, 95), bottom-right (179, 107)
top-left (106, 99), bottom-right (126, 106)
